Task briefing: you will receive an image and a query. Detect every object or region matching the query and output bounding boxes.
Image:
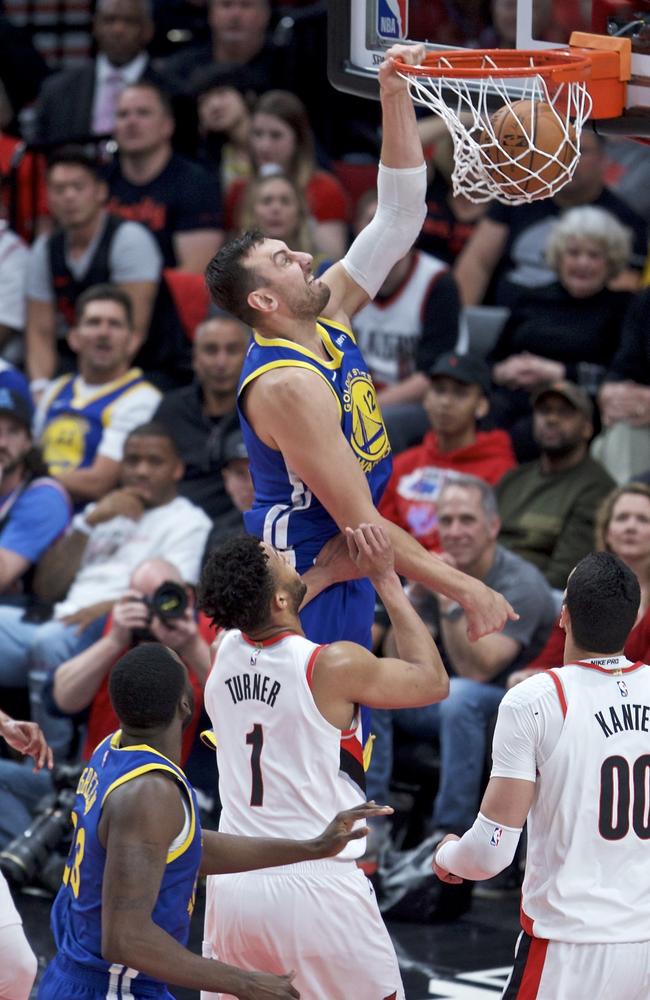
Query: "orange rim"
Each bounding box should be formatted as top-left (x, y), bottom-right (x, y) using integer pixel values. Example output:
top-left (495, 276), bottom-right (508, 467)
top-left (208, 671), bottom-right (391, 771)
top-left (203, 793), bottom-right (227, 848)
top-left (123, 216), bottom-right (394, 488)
top-left (394, 49), bottom-right (592, 84)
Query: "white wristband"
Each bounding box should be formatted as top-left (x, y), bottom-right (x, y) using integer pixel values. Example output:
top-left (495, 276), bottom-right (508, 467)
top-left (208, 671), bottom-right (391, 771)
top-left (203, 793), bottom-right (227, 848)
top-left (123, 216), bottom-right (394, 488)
top-left (72, 512), bottom-right (92, 536)
top-left (29, 378), bottom-right (50, 395)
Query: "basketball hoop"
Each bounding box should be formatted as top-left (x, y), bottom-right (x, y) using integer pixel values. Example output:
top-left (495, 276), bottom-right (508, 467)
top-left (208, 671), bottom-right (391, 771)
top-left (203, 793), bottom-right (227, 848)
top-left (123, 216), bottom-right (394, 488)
top-left (395, 50), bottom-right (595, 204)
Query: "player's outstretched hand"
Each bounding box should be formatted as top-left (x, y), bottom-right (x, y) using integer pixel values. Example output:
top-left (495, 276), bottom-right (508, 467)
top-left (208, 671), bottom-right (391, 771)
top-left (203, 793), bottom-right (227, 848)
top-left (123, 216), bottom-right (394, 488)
top-left (238, 970), bottom-right (300, 999)
top-left (462, 576), bottom-right (519, 642)
top-left (345, 523), bottom-right (395, 583)
top-left (311, 801), bottom-right (395, 858)
top-left (0, 717), bottom-right (54, 772)
top-left (313, 531), bottom-right (362, 585)
top-left (432, 834), bottom-right (464, 884)
top-left (379, 42), bottom-right (426, 97)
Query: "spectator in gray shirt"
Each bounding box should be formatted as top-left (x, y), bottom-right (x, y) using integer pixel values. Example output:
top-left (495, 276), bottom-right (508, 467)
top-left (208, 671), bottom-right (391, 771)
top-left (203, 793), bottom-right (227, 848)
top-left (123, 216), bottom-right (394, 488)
top-left (366, 475), bottom-right (556, 918)
top-left (25, 147), bottom-right (161, 391)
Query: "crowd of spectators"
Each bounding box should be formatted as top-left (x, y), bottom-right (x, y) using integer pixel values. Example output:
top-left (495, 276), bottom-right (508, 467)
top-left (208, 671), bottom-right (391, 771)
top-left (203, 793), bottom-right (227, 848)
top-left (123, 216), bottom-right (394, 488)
top-left (1, 0), bottom-right (650, 935)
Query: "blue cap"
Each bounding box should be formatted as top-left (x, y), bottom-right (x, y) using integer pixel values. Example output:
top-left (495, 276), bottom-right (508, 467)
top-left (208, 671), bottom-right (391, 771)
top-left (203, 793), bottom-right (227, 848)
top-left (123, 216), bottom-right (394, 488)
top-left (0, 387), bottom-right (32, 431)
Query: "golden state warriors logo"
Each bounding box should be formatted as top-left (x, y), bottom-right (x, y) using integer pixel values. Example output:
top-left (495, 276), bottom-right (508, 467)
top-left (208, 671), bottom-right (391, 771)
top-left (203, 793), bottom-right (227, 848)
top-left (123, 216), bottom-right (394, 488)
top-left (41, 415), bottom-right (90, 473)
top-left (343, 369), bottom-right (391, 472)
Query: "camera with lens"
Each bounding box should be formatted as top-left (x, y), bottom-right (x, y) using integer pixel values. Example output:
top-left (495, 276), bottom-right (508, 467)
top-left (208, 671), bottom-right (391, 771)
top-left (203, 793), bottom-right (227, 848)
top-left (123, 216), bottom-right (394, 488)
top-left (132, 580), bottom-right (188, 642)
top-left (0, 762), bottom-right (84, 892)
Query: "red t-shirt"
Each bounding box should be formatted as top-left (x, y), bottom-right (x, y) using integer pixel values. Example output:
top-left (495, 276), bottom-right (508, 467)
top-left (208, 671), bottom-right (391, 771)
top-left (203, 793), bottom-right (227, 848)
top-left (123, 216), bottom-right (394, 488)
top-left (82, 613), bottom-right (218, 763)
top-left (526, 606), bottom-right (650, 671)
top-left (379, 429), bottom-right (516, 551)
top-left (0, 133), bottom-right (48, 241)
top-left (225, 170), bottom-right (349, 232)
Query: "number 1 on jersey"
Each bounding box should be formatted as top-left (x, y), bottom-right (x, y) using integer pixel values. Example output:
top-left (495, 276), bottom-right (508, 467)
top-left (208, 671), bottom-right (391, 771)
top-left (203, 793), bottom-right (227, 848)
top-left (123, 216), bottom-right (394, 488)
top-left (246, 723), bottom-right (264, 807)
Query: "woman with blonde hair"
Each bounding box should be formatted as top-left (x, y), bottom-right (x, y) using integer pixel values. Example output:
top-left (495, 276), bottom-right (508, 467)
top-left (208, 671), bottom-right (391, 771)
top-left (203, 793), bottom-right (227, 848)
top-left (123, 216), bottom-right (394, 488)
top-left (224, 90), bottom-right (349, 258)
top-left (239, 172), bottom-right (331, 277)
top-left (488, 204), bottom-right (634, 458)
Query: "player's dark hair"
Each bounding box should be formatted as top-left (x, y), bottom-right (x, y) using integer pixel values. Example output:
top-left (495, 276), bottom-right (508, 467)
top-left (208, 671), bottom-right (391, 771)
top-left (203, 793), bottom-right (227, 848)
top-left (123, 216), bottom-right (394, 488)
top-left (125, 421), bottom-right (181, 458)
top-left (76, 283), bottom-right (133, 327)
top-left (109, 643), bottom-right (186, 729)
top-left (46, 145), bottom-right (104, 182)
top-left (565, 552), bottom-right (640, 653)
top-left (205, 230), bottom-right (265, 327)
top-left (199, 534), bottom-right (275, 632)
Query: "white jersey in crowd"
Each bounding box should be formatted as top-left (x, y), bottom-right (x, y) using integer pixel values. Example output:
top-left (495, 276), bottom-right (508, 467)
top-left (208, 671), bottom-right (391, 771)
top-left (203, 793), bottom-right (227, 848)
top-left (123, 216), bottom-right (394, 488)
top-left (352, 249), bottom-right (448, 386)
top-left (492, 655), bottom-right (650, 944)
top-left (204, 629), bottom-right (367, 861)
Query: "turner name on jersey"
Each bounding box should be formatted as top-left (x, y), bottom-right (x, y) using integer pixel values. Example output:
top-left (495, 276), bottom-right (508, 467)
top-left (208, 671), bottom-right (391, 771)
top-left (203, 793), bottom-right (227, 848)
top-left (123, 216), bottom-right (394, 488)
top-left (224, 672), bottom-right (282, 707)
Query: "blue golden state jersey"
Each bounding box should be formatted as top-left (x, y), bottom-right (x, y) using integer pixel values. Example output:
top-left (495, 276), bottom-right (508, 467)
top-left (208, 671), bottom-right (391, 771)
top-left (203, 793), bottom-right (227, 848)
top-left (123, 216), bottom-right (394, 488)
top-left (238, 317), bottom-right (393, 572)
top-left (49, 731), bottom-right (202, 996)
top-left (40, 369), bottom-right (147, 474)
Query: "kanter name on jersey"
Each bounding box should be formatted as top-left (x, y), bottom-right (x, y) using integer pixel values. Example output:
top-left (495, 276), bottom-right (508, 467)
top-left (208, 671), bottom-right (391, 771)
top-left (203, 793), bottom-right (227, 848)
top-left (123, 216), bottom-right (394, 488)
top-left (595, 703), bottom-right (650, 738)
top-left (225, 673), bottom-right (281, 707)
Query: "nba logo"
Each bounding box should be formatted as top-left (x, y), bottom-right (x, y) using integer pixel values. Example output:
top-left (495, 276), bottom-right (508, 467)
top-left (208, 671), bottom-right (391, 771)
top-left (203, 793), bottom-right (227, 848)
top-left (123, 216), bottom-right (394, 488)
top-left (617, 679), bottom-right (629, 698)
top-left (377, 0), bottom-right (408, 40)
top-left (490, 826), bottom-right (503, 847)
top-left (250, 647), bottom-right (261, 666)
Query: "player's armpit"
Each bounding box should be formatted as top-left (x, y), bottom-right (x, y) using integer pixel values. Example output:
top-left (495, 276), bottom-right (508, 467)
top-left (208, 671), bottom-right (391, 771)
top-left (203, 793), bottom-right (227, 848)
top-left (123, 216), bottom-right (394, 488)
top-left (244, 368), bottom-right (379, 529)
top-left (310, 641), bottom-right (447, 729)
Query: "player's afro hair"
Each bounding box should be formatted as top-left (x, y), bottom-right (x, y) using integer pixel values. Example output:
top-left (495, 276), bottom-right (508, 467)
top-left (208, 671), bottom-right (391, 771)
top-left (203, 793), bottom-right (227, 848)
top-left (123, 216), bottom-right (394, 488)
top-left (199, 534), bottom-right (275, 634)
top-left (109, 643), bottom-right (186, 730)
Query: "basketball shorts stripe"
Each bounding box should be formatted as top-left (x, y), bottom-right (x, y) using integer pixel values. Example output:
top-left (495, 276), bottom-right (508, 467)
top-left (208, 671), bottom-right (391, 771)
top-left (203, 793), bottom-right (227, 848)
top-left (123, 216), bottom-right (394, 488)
top-left (502, 932), bottom-right (548, 998)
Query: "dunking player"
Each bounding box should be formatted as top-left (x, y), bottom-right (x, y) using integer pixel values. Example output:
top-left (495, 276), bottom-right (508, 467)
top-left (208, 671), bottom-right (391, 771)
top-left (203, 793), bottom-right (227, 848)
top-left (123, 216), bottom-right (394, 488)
top-left (198, 524), bottom-right (449, 999)
top-left (205, 44), bottom-right (515, 653)
top-left (433, 552), bottom-right (650, 999)
top-left (0, 709), bottom-right (51, 1000)
top-left (38, 643), bottom-right (392, 1000)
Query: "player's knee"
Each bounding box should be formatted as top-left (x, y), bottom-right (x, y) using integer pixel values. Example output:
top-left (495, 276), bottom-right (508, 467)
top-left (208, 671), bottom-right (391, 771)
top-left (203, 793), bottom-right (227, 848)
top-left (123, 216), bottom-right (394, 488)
top-left (0, 927), bottom-right (37, 1000)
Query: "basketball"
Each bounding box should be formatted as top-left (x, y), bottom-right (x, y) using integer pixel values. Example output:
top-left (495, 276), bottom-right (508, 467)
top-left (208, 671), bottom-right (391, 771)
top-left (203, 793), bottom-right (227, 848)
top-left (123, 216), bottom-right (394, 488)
top-left (479, 100), bottom-right (577, 200)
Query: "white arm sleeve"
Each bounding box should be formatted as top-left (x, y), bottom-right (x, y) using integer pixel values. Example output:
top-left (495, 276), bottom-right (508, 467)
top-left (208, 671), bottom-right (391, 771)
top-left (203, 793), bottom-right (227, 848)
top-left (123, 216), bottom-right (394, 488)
top-left (435, 813), bottom-right (522, 881)
top-left (341, 161), bottom-right (427, 299)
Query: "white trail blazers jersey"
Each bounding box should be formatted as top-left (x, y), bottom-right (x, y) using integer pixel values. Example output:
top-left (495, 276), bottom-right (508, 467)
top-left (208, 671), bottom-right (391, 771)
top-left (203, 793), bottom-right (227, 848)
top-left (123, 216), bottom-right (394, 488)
top-left (204, 629), bottom-right (367, 861)
top-left (523, 657), bottom-right (650, 943)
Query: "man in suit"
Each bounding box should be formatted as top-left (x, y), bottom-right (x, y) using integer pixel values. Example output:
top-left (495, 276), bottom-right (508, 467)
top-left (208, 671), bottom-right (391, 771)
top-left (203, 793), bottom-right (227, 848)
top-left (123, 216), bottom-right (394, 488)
top-left (34, 0), bottom-right (166, 147)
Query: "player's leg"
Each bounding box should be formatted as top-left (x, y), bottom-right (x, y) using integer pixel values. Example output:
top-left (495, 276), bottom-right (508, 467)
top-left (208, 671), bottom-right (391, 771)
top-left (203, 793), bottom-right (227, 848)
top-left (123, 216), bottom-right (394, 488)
top-left (0, 873), bottom-right (37, 1000)
top-left (299, 579), bottom-right (375, 649)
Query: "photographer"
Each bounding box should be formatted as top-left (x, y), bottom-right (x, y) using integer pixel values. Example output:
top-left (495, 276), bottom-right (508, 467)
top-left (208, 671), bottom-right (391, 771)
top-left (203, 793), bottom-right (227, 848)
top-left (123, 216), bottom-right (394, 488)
top-left (0, 709), bottom-right (51, 1000)
top-left (52, 557), bottom-right (211, 762)
top-left (0, 559), bottom-right (211, 857)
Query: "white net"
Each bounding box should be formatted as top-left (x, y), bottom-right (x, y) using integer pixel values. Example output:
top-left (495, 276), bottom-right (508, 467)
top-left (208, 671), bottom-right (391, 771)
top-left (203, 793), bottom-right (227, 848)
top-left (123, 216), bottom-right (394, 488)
top-left (400, 55), bottom-right (592, 205)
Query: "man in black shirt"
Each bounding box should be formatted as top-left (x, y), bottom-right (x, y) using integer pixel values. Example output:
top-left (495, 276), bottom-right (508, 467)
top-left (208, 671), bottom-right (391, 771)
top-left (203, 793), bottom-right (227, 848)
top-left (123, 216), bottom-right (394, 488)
top-left (106, 82), bottom-right (224, 272)
top-left (153, 313), bottom-right (248, 525)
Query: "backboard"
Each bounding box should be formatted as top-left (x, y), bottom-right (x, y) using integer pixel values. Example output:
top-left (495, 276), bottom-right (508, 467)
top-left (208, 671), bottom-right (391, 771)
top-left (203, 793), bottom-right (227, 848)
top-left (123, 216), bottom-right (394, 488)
top-left (328, 0), bottom-right (650, 127)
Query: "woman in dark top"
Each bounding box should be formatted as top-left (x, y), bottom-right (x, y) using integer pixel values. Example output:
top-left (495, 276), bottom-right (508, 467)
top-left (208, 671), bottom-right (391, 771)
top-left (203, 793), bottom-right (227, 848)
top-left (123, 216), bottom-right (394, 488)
top-left (487, 205), bottom-right (633, 459)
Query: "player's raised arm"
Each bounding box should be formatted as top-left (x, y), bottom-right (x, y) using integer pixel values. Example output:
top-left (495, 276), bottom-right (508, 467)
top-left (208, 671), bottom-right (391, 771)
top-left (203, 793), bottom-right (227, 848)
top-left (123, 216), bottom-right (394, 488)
top-left (252, 369), bottom-right (516, 640)
top-left (309, 525), bottom-right (449, 722)
top-left (323, 43), bottom-right (428, 323)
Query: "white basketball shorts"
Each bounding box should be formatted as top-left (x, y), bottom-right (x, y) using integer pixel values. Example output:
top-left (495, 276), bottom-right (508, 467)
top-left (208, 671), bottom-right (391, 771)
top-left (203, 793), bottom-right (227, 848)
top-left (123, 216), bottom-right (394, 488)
top-left (201, 858), bottom-right (405, 1000)
top-left (503, 931), bottom-right (650, 999)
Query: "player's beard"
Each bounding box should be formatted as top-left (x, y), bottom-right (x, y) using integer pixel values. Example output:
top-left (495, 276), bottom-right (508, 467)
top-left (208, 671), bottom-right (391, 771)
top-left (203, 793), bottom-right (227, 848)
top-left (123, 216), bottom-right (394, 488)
top-left (290, 280), bottom-right (331, 320)
top-left (288, 578), bottom-right (308, 615)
